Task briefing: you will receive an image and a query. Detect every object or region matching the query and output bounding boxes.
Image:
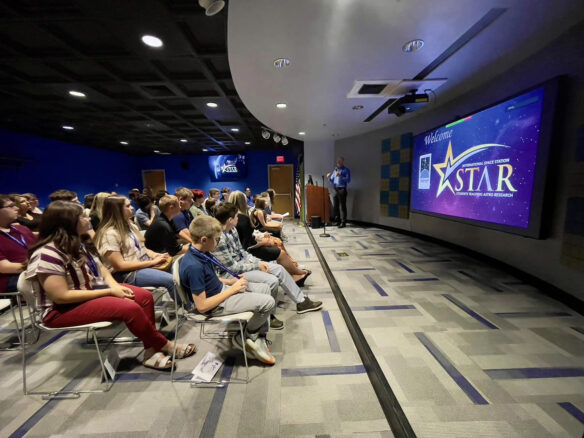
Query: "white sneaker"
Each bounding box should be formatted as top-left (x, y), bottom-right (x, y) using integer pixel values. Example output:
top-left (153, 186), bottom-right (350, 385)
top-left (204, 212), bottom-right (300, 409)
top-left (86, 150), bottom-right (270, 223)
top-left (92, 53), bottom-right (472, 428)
top-left (245, 336), bottom-right (275, 365)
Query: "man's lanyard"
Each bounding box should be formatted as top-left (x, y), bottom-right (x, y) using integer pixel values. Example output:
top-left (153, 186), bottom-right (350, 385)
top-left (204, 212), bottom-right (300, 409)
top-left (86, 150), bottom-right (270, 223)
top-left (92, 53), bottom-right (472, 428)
top-left (0, 226), bottom-right (27, 248)
top-left (190, 246), bottom-right (240, 279)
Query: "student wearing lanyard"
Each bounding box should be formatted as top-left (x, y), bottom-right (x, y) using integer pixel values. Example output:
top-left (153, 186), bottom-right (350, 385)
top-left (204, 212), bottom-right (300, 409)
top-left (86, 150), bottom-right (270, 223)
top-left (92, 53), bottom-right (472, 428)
top-left (0, 195), bottom-right (37, 293)
top-left (25, 201), bottom-right (196, 371)
top-left (172, 188), bottom-right (195, 243)
top-left (179, 215), bottom-right (276, 365)
top-left (94, 196), bottom-right (189, 307)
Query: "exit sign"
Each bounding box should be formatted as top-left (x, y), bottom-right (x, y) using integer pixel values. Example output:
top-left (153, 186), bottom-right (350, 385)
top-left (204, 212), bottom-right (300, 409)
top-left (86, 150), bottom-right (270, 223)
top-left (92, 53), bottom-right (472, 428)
top-left (276, 156), bottom-right (285, 163)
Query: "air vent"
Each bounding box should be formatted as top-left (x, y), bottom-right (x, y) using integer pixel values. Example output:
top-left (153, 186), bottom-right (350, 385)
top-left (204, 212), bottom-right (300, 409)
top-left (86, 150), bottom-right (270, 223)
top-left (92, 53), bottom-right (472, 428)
top-left (358, 84), bottom-right (387, 95)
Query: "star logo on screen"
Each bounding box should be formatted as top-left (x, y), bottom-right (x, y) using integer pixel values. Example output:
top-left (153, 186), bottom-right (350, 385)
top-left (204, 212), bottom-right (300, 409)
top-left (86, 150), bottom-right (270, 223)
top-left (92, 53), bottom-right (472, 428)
top-left (433, 141), bottom-right (510, 197)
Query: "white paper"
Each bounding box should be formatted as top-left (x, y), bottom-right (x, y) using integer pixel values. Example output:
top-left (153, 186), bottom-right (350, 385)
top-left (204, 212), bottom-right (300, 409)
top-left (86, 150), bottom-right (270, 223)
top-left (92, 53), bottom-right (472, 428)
top-left (102, 349), bottom-right (119, 381)
top-left (191, 352), bottom-right (223, 383)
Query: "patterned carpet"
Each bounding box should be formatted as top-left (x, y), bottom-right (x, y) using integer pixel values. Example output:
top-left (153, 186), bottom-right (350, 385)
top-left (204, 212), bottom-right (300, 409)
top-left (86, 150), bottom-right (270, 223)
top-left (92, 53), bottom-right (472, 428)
top-left (0, 223), bottom-right (582, 437)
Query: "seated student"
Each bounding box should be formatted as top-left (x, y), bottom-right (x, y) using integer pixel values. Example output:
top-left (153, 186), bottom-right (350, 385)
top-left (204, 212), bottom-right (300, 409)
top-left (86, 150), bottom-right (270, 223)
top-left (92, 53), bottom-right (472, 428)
top-left (135, 195), bottom-right (160, 230)
top-left (142, 186), bottom-right (154, 200)
top-left (145, 195), bottom-right (188, 257)
top-left (94, 196), bottom-right (182, 305)
top-left (89, 192), bottom-right (111, 231)
top-left (83, 194), bottom-right (95, 216)
top-left (250, 197), bottom-right (282, 238)
top-left (180, 215), bottom-right (276, 364)
top-left (172, 188), bottom-right (195, 243)
top-left (207, 188), bottom-right (220, 206)
top-left (0, 195), bottom-right (37, 293)
top-left (205, 198), bottom-right (217, 217)
top-left (213, 203), bottom-right (322, 318)
top-left (22, 193), bottom-right (43, 214)
top-left (26, 200), bottom-right (195, 371)
top-left (229, 191), bottom-right (310, 285)
top-left (11, 194), bottom-right (40, 232)
top-left (220, 187), bottom-right (231, 203)
top-left (49, 189), bottom-right (78, 203)
top-left (189, 189), bottom-right (207, 218)
top-left (245, 188), bottom-right (254, 208)
top-left (265, 189), bottom-right (284, 221)
top-left (154, 190), bottom-right (168, 206)
top-left (128, 188), bottom-right (141, 211)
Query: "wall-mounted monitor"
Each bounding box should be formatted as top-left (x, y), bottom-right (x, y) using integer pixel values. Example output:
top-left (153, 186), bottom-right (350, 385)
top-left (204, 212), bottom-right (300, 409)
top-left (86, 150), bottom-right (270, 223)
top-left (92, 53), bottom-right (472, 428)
top-left (208, 154), bottom-right (247, 181)
top-left (410, 79), bottom-right (559, 238)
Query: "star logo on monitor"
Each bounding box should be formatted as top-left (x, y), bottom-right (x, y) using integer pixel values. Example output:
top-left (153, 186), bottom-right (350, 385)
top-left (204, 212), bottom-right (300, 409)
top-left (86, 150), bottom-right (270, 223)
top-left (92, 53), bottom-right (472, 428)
top-left (433, 141), bottom-right (510, 197)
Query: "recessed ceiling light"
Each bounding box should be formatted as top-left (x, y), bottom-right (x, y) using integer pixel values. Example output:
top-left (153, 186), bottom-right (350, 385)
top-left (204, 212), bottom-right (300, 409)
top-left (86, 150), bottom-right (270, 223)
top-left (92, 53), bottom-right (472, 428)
top-left (298, 131), bottom-right (306, 136)
top-left (352, 105), bottom-right (364, 110)
top-left (276, 103), bottom-right (287, 109)
top-left (231, 128), bottom-right (239, 132)
top-left (273, 58), bottom-right (291, 69)
top-left (244, 141), bottom-right (251, 145)
top-left (402, 39), bottom-right (424, 53)
top-left (69, 90), bottom-right (86, 98)
top-left (206, 102), bottom-right (218, 108)
top-left (62, 125), bottom-right (74, 130)
top-left (202, 148), bottom-right (208, 152)
top-left (141, 35), bottom-right (163, 48)
top-left (180, 139), bottom-right (188, 143)
top-left (153, 149), bottom-right (160, 153)
top-left (120, 141), bottom-right (129, 145)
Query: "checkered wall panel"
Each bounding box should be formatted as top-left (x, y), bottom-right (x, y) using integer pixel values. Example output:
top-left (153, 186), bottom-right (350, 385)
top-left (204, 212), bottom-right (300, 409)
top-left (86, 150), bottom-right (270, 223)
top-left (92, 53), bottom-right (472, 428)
top-left (380, 133), bottom-right (412, 218)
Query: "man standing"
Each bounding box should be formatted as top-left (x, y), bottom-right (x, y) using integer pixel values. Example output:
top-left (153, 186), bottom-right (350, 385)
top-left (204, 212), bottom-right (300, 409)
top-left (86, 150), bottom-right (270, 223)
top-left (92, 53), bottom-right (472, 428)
top-left (327, 156), bottom-right (351, 228)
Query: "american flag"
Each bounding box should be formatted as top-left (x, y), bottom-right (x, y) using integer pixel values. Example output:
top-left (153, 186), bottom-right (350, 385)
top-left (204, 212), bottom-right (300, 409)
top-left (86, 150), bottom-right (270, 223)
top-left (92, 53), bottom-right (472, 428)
top-left (294, 167), bottom-right (302, 217)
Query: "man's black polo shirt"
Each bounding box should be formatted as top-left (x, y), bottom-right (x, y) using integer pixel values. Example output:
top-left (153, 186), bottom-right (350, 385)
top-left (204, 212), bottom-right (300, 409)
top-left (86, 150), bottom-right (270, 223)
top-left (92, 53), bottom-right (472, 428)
top-left (145, 213), bottom-right (183, 256)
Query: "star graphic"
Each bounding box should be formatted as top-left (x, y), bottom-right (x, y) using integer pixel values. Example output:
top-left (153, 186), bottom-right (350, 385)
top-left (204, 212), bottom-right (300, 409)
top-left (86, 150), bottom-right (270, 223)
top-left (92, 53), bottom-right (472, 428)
top-left (433, 141), bottom-right (456, 197)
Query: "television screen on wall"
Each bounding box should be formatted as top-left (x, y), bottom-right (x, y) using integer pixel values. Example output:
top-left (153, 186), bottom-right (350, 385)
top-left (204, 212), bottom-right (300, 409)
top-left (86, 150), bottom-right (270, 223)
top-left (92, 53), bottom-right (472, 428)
top-left (208, 154), bottom-right (247, 181)
top-left (410, 79), bottom-right (558, 238)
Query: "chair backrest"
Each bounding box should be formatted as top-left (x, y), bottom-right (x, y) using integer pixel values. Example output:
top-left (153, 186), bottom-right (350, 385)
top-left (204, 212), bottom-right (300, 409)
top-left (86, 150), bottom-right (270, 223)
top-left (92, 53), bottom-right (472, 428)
top-left (171, 254), bottom-right (189, 309)
top-left (16, 272), bottom-right (43, 325)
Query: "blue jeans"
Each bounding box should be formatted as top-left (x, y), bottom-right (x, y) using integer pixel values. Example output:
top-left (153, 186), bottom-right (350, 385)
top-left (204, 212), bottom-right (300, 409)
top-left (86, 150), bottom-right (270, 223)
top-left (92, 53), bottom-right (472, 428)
top-left (114, 268), bottom-right (192, 306)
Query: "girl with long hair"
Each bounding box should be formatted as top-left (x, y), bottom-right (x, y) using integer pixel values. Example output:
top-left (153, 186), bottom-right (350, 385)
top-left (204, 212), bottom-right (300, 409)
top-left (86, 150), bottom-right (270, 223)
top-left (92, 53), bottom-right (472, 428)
top-left (230, 191), bottom-right (310, 286)
top-left (250, 197), bottom-right (283, 238)
top-left (93, 196), bottom-right (183, 305)
top-left (25, 201), bottom-right (195, 370)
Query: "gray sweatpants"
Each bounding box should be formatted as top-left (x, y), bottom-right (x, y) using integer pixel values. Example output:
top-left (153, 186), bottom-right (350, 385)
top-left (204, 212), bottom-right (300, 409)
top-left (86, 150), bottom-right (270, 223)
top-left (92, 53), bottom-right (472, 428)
top-left (211, 283), bottom-right (274, 335)
top-left (243, 262), bottom-right (305, 304)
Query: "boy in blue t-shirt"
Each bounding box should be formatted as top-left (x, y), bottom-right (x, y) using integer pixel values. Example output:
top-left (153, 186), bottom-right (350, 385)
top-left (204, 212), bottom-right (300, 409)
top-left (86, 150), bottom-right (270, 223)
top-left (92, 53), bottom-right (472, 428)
top-left (179, 215), bottom-right (276, 365)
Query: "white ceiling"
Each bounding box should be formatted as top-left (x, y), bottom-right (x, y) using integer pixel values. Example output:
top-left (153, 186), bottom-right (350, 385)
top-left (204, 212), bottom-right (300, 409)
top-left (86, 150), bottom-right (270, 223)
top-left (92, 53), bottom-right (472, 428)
top-left (227, 0), bottom-right (584, 142)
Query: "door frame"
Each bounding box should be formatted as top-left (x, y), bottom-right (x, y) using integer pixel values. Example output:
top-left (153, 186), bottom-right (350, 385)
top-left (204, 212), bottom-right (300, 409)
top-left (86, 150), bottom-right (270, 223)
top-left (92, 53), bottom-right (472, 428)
top-left (268, 163), bottom-right (294, 214)
top-left (141, 169), bottom-right (167, 191)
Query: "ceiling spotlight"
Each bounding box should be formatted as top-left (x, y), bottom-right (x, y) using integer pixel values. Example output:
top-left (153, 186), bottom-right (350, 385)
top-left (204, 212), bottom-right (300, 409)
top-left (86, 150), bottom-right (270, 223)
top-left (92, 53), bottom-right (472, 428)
top-left (402, 39), bottom-right (424, 53)
top-left (62, 125), bottom-right (74, 130)
top-left (141, 35), bottom-right (163, 48)
top-left (120, 141), bottom-right (129, 145)
top-left (274, 58), bottom-right (291, 69)
top-left (180, 139), bottom-right (188, 143)
top-left (69, 90), bottom-right (86, 98)
top-left (352, 105), bottom-right (364, 110)
top-left (206, 102), bottom-right (218, 108)
top-left (273, 133), bottom-right (281, 143)
top-left (244, 141), bottom-right (251, 145)
top-left (281, 136), bottom-right (288, 146)
top-left (202, 148), bottom-right (208, 152)
top-left (262, 129), bottom-right (270, 139)
top-left (298, 131), bottom-right (306, 136)
top-left (276, 103), bottom-right (287, 109)
top-left (198, 0), bottom-right (225, 16)
top-left (231, 128), bottom-right (239, 132)
top-left (153, 149), bottom-right (160, 153)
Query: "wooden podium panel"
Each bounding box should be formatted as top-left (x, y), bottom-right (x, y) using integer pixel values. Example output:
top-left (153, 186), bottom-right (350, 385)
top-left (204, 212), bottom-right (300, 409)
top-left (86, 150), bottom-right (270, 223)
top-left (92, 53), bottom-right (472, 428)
top-left (306, 185), bottom-right (330, 223)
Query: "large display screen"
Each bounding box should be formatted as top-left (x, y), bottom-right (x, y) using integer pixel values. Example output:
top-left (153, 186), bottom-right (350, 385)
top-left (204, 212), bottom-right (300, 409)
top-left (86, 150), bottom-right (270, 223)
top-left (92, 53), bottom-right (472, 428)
top-left (208, 154), bottom-right (247, 181)
top-left (411, 80), bottom-right (557, 238)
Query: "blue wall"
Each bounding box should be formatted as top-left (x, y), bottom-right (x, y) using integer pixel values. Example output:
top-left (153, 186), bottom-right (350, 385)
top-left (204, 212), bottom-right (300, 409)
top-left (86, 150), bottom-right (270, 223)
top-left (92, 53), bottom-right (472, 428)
top-left (0, 129), bottom-right (299, 206)
top-left (137, 149), bottom-right (298, 197)
top-left (0, 129), bottom-right (140, 208)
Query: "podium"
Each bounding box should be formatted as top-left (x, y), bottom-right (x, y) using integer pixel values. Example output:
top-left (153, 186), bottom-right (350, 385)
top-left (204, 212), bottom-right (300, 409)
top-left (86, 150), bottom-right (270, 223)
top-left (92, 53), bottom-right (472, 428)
top-left (305, 185), bottom-right (330, 225)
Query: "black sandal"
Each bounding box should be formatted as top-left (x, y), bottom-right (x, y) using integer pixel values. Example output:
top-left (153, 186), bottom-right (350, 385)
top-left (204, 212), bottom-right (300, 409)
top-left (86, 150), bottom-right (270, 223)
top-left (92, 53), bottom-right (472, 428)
top-left (295, 270), bottom-right (312, 287)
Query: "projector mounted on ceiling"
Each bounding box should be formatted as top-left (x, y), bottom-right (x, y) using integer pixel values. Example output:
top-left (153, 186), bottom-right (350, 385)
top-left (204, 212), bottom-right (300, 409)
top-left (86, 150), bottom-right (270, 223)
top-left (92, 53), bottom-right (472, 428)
top-left (387, 90), bottom-right (430, 117)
